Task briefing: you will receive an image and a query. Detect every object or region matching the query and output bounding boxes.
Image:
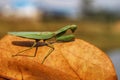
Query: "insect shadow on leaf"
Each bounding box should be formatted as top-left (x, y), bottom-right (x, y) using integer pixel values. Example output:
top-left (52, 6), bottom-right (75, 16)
top-left (12, 41), bottom-right (46, 47)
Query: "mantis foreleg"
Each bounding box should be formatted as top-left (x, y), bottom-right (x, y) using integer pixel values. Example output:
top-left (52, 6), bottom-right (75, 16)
top-left (41, 41), bottom-right (54, 64)
top-left (12, 40), bottom-right (38, 57)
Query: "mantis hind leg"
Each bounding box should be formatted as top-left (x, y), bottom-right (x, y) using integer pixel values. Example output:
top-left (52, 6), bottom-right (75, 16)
top-left (41, 41), bottom-right (54, 64)
top-left (12, 40), bottom-right (38, 57)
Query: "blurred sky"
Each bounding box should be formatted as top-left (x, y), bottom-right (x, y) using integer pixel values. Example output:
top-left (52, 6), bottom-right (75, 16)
top-left (0, 0), bottom-right (120, 18)
top-left (0, 0), bottom-right (80, 19)
top-left (92, 0), bottom-right (120, 12)
top-left (0, 0), bottom-right (120, 11)
top-left (37, 0), bottom-right (81, 19)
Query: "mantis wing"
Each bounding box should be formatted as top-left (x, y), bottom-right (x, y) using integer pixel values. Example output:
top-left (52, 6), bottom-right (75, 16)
top-left (8, 32), bottom-right (55, 40)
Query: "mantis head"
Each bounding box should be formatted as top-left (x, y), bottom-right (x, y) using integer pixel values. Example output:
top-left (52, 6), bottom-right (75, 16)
top-left (70, 25), bottom-right (77, 33)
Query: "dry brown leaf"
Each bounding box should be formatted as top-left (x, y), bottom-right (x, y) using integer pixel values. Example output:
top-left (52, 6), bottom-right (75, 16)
top-left (0, 35), bottom-right (117, 80)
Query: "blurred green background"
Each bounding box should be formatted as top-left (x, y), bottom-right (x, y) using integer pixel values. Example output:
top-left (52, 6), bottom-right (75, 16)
top-left (0, 0), bottom-right (120, 78)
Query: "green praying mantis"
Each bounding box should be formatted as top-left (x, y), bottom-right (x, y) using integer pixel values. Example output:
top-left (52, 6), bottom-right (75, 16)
top-left (8, 25), bottom-right (77, 64)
